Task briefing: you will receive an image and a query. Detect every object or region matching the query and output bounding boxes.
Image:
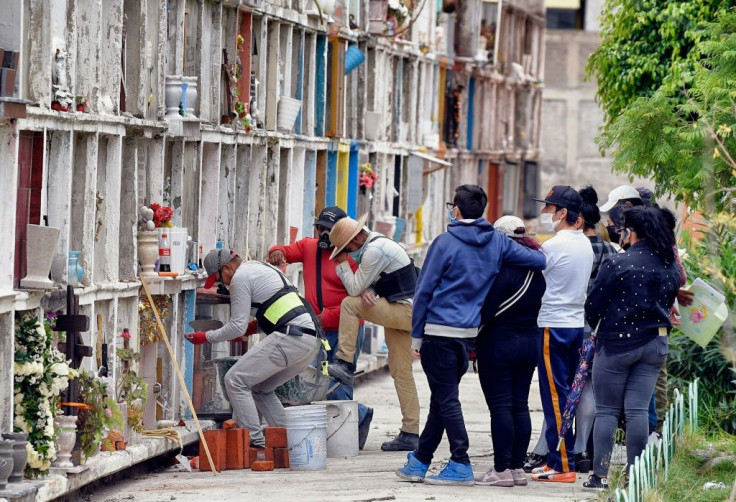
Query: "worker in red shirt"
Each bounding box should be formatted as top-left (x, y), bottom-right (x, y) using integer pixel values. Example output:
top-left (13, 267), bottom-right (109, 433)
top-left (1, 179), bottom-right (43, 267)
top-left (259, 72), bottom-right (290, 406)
top-left (267, 206), bottom-right (373, 449)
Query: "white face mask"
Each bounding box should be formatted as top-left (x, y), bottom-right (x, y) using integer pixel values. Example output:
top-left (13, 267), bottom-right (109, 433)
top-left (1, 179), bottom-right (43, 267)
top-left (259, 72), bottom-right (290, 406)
top-left (540, 212), bottom-right (561, 233)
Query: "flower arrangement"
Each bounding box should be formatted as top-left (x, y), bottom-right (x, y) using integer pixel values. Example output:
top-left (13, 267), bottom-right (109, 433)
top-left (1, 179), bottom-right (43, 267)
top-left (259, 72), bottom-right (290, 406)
top-left (77, 370), bottom-right (123, 460)
top-left (387, 0), bottom-right (411, 27)
top-left (116, 329), bottom-right (148, 433)
top-left (234, 100), bottom-right (254, 133)
top-left (13, 311), bottom-right (76, 477)
top-left (139, 203), bottom-right (174, 230)
top-left (359, 163), bottom-right (379, 192)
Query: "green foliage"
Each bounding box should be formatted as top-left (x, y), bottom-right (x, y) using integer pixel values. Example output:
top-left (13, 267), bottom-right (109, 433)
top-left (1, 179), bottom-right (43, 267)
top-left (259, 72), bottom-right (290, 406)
top-left (116, 343), bottom-right (147, 432)
top-left (595, 12), bottom-right (736, 212)
top-left (77, 370), bottom-right (123, 460)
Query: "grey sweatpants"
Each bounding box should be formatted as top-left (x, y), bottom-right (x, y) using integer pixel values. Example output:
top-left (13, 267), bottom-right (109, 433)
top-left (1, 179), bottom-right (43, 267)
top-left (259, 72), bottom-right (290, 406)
top-left (224, 331), bottom-right (320, 446)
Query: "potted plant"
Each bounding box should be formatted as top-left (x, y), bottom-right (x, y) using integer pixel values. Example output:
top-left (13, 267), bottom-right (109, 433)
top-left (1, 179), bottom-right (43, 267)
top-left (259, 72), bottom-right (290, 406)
top-left (359, 163), bottom-right (379, 194)
top-left (116, 329), bottom-right (148, 438)
top-left (77, 370), bottom-right (123, 461)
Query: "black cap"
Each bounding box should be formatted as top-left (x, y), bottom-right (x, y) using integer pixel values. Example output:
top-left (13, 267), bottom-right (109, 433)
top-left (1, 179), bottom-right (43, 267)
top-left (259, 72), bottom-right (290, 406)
top-left (533, 185), bottom-right (583, 214)
top-left (315, 206), bottom-right (347, 229)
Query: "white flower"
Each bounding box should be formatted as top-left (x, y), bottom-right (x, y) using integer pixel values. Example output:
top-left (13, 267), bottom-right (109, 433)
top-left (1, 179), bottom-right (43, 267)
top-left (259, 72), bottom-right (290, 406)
top-left (36, 326), bottom-right (46, 337)
top-left (49, 362), bottom-right (70, 376)
top-left (388, 0), bottom-right (401, 10)
top-left (14, 393), bottom-right (23, 404)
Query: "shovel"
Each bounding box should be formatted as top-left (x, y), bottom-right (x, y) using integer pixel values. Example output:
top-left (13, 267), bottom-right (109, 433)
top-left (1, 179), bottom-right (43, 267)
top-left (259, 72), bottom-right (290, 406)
top-left (189, 319), bottom-right (224, 332)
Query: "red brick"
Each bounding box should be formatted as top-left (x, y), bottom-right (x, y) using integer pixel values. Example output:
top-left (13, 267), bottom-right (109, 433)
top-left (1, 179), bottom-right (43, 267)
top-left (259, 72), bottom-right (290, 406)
top-left (199, 429), bottom-right (226, 472)
top-left (249, 446), bottom-right (273, 466)
top-left (264, 427), bottom-right (288, 448)
top-left (222, 419), bottom-right (238, 430)
top-left (226, 429), bottom-right (245, 470)
top-left (273, 447), bottom-right (290, 469)
top-left (251, 460), bottom-right (274, 471)
top-left (243, 430), bottom-right (251, 469)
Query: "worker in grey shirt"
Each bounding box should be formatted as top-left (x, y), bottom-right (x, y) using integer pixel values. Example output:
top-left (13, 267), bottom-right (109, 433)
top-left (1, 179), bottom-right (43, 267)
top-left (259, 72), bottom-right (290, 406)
top-left (328, 214), bottom-right (420, 452)
top-left (185, 249), bottom-right (321, 447)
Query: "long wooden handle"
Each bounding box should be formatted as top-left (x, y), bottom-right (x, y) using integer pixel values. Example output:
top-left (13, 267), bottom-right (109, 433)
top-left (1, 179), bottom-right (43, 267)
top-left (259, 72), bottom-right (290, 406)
top-left (139, 275), bottom-right (217, 476)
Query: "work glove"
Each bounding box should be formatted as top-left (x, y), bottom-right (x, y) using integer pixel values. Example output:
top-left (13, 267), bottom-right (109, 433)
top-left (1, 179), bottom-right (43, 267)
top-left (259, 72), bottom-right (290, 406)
top-left (185, 331), bottom-right (209, 345)
top-left (232, 321), bottom-right (259, 343)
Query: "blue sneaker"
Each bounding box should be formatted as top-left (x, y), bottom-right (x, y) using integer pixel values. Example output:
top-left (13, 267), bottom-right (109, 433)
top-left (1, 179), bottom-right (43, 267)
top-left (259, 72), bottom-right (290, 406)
top-left (424, 460), bottom-right (475, 486)
top-left (395, 451), bottom-right (429, 482)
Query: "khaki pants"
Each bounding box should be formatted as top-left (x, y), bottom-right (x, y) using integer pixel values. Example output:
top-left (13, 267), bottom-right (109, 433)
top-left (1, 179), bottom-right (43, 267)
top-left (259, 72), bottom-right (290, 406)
top-left (336, 296), bottom-right (420, 434)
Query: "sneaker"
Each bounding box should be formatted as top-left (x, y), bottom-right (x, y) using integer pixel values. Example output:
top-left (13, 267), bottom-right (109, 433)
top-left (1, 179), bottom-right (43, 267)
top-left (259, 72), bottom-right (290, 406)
top-left (424, 460), bottom-right (475, 486)
top-left (512, 468), bottom-right (528, 486)
top-left (395, 451), bottom-right (429, 482)
top-left (328, 359), bottom-right (356, 387)
top-left (523, 452), bottom-right (547, 473)
top-left (358, 407), bottom-right (373, 450)
top-left (475, 467), bottom-right (514, 487)
top-left (531, 467), bottom-right (576, 483)
top-left (531, 465), bottom-right (552, 475)
top-left (381, 431), bottom-right (419, 452)
top-left (575, 452), bottom-right (591, 473)
top-left (582, 474), bottom-right (608, 491)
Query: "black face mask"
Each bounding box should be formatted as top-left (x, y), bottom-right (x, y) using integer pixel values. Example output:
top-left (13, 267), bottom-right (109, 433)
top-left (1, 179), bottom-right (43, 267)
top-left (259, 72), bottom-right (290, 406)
top-left (606, 225), bottom-right (621, 244)
top-left (317, 231), bottom-right (332, 250)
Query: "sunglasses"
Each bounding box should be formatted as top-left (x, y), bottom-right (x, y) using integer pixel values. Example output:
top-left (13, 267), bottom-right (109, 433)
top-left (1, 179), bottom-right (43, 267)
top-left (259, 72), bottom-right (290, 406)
top-left (445, 202), bottom-right (456, 211)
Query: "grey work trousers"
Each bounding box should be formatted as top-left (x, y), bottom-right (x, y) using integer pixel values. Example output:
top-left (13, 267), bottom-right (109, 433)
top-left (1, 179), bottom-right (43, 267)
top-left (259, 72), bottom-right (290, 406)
top-left (224, 330), bottom-right (320, 447)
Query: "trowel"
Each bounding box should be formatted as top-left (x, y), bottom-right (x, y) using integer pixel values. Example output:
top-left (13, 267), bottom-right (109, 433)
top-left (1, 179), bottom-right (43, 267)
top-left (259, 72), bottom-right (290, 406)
top-left (189, 319), bottom-right (224, 332)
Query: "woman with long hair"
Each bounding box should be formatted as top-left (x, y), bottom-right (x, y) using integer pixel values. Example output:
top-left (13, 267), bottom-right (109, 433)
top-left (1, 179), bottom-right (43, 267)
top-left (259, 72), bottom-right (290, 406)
top-left (475, 216), bottom-right (547, 488)
top-left (582, 206), bottom-right (681, 491)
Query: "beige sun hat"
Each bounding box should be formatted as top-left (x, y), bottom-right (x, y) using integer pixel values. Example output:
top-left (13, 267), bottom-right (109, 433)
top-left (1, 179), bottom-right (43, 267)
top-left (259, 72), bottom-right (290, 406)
top-left (329, 213), bottom-right (369, 260)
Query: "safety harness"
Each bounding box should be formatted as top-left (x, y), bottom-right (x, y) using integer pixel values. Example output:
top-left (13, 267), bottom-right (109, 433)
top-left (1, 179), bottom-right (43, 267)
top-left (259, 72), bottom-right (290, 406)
top-left (364, 235), bottom-right (419, 302)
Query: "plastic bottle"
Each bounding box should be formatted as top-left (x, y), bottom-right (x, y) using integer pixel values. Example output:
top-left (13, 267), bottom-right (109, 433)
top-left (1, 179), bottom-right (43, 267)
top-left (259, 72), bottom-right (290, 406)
top-left (159, 233), bottom-right (172, 272)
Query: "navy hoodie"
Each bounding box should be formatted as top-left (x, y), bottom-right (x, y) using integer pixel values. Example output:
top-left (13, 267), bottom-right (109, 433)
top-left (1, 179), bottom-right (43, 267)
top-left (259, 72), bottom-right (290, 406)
top-left (411, 219), bottom-right (547, 340)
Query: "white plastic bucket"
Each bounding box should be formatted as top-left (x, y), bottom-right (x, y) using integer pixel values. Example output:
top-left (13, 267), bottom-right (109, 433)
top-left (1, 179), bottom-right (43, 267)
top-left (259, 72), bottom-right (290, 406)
top-left (161, 227), bottom-right (188, 274)
top-left (285, 404), bottom-right (327, 470)
top-left (312, 400), bottom-right (359, 458)
top-left (278, 96), bottom-right (302, 132)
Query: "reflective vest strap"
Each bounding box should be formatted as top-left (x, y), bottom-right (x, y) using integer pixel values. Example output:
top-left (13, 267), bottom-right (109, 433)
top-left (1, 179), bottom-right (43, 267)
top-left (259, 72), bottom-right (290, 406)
top-left (263, 291), bottom-right (305, 325)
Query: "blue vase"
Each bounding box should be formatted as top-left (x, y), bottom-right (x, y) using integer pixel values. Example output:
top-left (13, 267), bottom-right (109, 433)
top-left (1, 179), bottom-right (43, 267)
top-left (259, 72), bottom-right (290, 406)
top-left (345, 45), bottom-right (366, 75)
top-left (68, 251), bottom-right (83, 284)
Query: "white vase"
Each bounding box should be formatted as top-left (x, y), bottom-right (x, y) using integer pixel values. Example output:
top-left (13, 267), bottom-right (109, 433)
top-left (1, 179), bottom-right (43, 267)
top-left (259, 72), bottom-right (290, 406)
top-left (277, 96), bottom-right (302, 132)
top-left (165, 75), bottom-right (183, 117)
top-left (182, 76), bottom-right (198, 117)
top-left (53, 414), bottom-right (78, 468)
top-left (137, 230), bottom-right (159, 277)
top-left (20, 224), bottom-right (61, 290)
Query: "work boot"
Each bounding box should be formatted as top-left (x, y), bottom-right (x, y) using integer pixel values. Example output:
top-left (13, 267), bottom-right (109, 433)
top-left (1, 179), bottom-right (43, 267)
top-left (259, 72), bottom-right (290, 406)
top-left (424, 460), bottom-right (475, 486)
top-left (395, 451), bottom-right (429, 482)
top-left (328, 359), bottom-right (355, 387)
top-left (381, 431), bottom-right (418, 451)
top-left (358, 407), bottom-right (373, 450)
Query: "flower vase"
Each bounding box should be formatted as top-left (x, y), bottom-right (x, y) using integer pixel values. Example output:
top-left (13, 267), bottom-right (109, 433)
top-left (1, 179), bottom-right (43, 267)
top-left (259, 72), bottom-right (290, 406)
top-left (53, 414), bottom-right (78, 468)
top-left (0, 440), bottom-right (14, 489)
top-left (2, 433), bottom-right (28, 482)
top-left (182, 76), bottom-right (198, 117)
top-left (179, 82), bottom-right (188, 117)
top-left (138, 230), bottom-right (159, 278)
top-left (20, 224), bottom-right (61, 289)
top-left (165, 75), bottom-right (183, 117)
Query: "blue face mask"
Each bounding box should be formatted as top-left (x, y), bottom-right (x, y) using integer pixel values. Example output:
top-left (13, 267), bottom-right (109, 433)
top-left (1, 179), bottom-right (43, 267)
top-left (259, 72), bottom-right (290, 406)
top-left (348, 249), bottom-right (362, 263)
top-left (448, 208), bottom-right (457, 223)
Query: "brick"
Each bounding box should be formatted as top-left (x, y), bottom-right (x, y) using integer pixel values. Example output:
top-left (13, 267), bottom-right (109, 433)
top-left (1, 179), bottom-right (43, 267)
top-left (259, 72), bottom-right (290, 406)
top-left (226, 429), bottom-right (245, 470)
top-left (243, 430), bottom-right (251, 469)
top-left (264, 427), bottom-right (287, 448)
top-left (222, 419), bottom-right (238, 430)
top-left (249, 446), bottom-right (273, 466)
top-left (273, 447), bottom-right (290, 469)
top-left (199, 429), bottom-right (226, 472)
top-left (251, 460), bottom-right (274, 471)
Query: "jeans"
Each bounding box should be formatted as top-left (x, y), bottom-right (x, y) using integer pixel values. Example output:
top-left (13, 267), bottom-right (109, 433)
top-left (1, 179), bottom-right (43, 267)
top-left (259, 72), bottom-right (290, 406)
top-left (592, 336), bottom-right (668, 477)
top-left (224, 331), bottom-right (320, 446)
top-left (325, 327), bottom-right (370, 424)
top-left (477, 332), bottom-right (538, 471)
top-left (415, 336), bottom-right (473, 465)
top-left (648, 394), bottom-right (657, 434)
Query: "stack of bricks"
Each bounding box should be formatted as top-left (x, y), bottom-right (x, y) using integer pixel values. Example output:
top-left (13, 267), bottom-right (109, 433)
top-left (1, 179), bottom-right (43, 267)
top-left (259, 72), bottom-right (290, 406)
top-left (199, 420), bottom-right (289, 472)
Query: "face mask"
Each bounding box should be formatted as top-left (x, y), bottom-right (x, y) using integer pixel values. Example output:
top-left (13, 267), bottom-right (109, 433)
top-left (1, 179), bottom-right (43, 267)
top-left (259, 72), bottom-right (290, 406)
top-left (606, 225), bottom-right (621, 244)
top-left (540, 212), bottom-right (561, 233)
top-left (448, 208), bottom-right (457, 223)
top-left (621, 228), bottom-right (631, 251)
top-left (317, 231), bottom-right (332, 250)
top-left (348, 249), bottom-right (362, 263)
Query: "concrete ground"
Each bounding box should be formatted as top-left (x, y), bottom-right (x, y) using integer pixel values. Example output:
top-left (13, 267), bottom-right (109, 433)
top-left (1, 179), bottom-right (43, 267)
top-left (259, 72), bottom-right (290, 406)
top-left (87, 362), bottom-right (597, 502)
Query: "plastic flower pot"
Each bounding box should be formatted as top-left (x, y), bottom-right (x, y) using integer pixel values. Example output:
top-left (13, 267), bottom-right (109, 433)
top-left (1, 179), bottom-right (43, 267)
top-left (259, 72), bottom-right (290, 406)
top-left (345, 45), bottom-right (366, 75)
top-left (277, 96), bottom-right (302, 132)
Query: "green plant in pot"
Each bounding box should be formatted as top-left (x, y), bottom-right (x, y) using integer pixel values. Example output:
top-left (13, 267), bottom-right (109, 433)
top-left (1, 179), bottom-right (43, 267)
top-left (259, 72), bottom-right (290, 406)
top-left (116, 329), bottom-right (148, 433)
top-left (77, 370), bottom-right (123, 461)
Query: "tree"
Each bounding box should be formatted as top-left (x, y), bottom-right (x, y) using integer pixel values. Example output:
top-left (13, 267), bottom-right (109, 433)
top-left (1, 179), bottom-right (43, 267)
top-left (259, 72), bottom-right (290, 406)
top-left (594, 11), bottom-right (736, 212)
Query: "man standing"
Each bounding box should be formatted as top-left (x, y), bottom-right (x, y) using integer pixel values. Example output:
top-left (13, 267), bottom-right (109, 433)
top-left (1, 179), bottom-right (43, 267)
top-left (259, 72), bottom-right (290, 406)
top-left (267, 206), bottom-right (374, 449)
top-left (531, 185), bottom-right (594, 482)
top-left (328, 214), bottom-right (420, 452)
top-left (185, 250), bottom-right (321, 448)
top-left (396, 185), bottom-right (547, 485)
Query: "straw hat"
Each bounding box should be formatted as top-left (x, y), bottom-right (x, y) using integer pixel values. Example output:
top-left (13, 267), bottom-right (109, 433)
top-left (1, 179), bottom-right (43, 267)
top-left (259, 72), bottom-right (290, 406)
top-left (329, 213), bottom-right (369, 260)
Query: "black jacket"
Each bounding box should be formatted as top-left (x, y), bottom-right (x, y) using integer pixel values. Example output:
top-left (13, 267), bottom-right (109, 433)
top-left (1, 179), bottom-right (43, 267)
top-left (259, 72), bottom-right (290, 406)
top-left (585, 241), bottom-right (680, 352)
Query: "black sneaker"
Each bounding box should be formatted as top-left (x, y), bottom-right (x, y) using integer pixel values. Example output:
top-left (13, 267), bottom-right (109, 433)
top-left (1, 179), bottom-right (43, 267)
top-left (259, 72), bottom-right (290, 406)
top-left (523, 452), bottom-right (547, 473)
top-left (328, 359), bottom-right (356, 387)
top-left (381, 431), bottom-right (419, 451)
top-left (358, 407), bottom-right (373, 450)
top-left (575, 452), bottom-right (591, 473)
top-left (582, 474), bottom-right (608, 491)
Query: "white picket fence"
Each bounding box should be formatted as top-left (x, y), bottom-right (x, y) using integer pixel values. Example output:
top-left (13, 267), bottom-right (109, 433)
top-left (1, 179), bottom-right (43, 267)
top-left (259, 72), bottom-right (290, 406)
top-left (613, 379), bottom-right (699, 502)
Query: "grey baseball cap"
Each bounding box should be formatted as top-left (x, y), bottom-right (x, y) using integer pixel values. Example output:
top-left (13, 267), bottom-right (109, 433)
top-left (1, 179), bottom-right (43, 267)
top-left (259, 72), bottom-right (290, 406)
top-left (203, 249), bottom-right (235, 288)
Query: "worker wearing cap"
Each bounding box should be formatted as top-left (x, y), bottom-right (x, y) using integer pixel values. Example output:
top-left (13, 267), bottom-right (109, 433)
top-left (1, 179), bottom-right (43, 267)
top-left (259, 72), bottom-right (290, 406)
top-left (185, 250), bottom-right (321, 448)
top-left (267, 206), bottom-right (374, 450)
top-left (328, 213), bottom-right (420, 452)
top-left (530, 185), bottom-right (594, 482)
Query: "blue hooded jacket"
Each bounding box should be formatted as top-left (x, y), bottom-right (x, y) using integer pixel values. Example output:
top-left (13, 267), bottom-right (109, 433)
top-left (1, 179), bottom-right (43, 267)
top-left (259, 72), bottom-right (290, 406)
top-left (411, 219), bottom-right (547, 340)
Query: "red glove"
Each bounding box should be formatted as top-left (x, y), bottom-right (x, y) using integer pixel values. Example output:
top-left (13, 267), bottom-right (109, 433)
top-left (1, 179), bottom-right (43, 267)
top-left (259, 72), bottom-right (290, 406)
top-left (185, 331), bottom-right (209, 345)
top-left (245, 320), bottom-right (258, 336)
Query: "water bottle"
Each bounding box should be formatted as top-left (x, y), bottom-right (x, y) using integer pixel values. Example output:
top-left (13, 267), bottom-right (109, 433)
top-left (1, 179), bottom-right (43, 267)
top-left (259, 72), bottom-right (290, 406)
top-left (159, 233), bottom-right (171, 272)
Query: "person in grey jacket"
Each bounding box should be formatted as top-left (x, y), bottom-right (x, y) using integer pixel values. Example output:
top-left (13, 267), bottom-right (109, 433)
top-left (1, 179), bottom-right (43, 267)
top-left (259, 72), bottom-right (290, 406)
top-left (185, 250), bottom-right (321, 448)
